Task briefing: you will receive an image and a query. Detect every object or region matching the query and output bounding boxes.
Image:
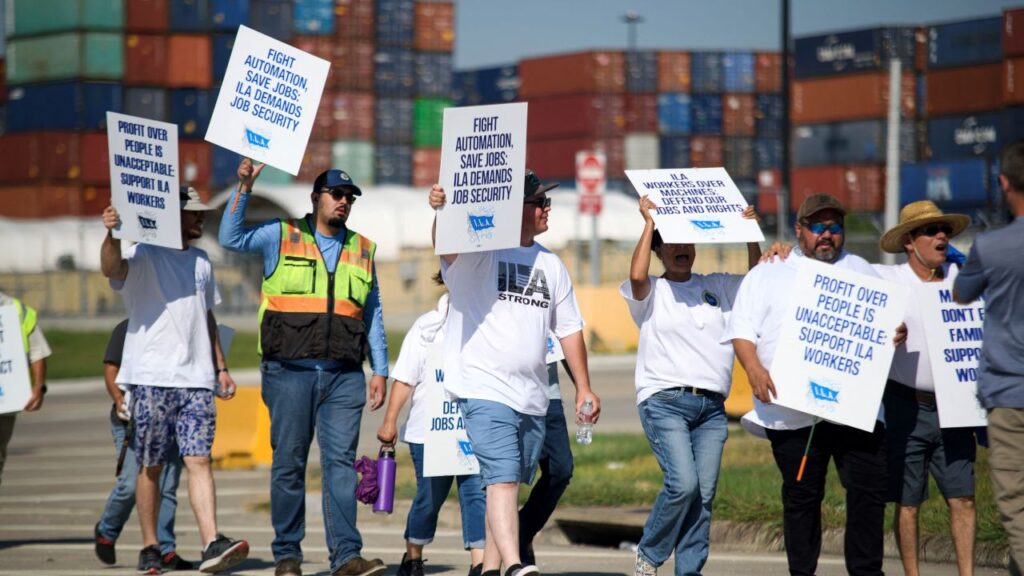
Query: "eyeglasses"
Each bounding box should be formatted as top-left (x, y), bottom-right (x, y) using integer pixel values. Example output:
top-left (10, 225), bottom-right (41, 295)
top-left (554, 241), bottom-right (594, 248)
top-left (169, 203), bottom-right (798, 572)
top-left (805, 222), bottom-right (844, 235)
top-left (913, 223), bottom-right (953, 237)
top-left (321, 188), bottom-right (357, 203)
top-left (524, 196), bottom-right (551, 209)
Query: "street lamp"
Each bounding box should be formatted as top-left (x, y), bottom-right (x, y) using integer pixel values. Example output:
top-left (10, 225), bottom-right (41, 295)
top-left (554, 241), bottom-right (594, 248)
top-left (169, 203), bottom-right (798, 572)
top-left (621, 11), bottom-right (644, 52)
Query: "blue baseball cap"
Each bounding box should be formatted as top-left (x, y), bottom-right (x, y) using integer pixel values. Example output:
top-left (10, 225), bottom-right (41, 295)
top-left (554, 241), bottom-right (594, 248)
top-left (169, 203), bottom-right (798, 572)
top-left (313, 169), bottom-right (362, 196)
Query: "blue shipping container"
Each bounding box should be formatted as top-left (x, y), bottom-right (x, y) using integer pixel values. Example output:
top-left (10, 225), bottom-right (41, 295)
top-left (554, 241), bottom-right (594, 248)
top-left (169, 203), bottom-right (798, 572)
top-left (375, 97), bottom-right (413, 144)
top-left (212, 33), bottom-right (235, 81)
top-left (926, 112), bottom-right (1006, 161)
top-left (212, 0), bottom-right (249, 31)
top-left (476, 65), bottom-right (519, 104)
top-left (170, 89), bottom-right (213, 138)
top-left (375, 48), bottom-right (415, 97)
top-left (691, 52), bottom-right (723, 93)
top-left (5, 81), bottom-right (121, 132)
top-left (658, 93), bottom-right (691, 135)
top-left (794, 27), bottom-right (917, 78)
top-left (124, 87), bottom-right (169, 122)
top-left (755, 94), bottom-right (784, 139)
top-left (900, 158), bottom-right (991, 207)
top-left (170, 0), bottom-right (211, 31)
top-left (375, 0), bottom-right (414, 47)
top-left (690, 94), bottom-right (722, 135)
top-left (794, 119), bottom-right (917, 167)
top-left (659, 136), bottom-right (691, 168)
top-left (415, 52), bottom-right (453, 98)
top-left (724, 137), bottom-right (755, 179)
top-left (452, 71), bottom-right (477, 106)
top-left (293, 0), bottom-right (334, 34)
top-left (928, 17), bottom-right (1002, 69)
top-left (625, 51), bottom-right (658, 93)
top-left (249, 0), bottom-right (292, 42)
top-left (754, 138), bottom-right (783, 171)
top-left (212, 146), bottom-right (241, 188)
top-left (722, 52), bottom-right (755, 93)
top-left (375, 144), bottom-right (412, 184)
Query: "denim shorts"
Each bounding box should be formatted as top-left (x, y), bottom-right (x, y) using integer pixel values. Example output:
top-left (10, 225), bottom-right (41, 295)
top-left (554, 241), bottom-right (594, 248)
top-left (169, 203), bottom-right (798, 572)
top-left (459, 398), bottom-right (546, 486)
top-left (132, 385), bottom-right (216, 467)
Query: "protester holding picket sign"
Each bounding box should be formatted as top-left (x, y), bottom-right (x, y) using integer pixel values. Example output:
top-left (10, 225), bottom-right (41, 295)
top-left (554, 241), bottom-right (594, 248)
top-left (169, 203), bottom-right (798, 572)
top-left (623, 195), bottom-right (763, 576)
top-left (874, 201), bottom-right (976, 576)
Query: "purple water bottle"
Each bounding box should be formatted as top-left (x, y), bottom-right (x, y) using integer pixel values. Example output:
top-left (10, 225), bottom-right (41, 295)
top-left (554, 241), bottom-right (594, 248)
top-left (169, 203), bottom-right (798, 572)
top-left (373, 445), bottom-right (396, 515)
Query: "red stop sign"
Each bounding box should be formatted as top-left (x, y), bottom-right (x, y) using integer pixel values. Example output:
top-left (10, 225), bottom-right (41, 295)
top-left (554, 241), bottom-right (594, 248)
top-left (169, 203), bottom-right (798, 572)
top-left (576, 151), bottom-right (606, 215)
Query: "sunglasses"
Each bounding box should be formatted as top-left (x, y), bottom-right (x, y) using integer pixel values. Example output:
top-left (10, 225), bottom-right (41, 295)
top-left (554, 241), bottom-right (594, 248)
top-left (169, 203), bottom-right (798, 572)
top-left (320, 188), bottom-right (357, 202)
top-left (913, 223), bottom-right (953, 237)
top-left (805, 222), bottom-right (844, 235)
top-left (524, 196), bottom-right (551, 209)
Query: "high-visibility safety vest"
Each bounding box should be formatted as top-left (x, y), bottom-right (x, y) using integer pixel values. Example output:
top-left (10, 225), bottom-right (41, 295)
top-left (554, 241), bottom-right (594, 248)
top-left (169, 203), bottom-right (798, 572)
top-left (13, 298), bottom-right (36, 354)
top-left (258, 217), bottom-right (376, 363)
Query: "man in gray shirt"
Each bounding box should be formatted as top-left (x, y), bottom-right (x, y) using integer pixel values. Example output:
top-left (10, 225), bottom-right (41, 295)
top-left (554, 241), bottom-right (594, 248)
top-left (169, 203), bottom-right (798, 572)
top-left (954, 140), bottom-right (1024, 575)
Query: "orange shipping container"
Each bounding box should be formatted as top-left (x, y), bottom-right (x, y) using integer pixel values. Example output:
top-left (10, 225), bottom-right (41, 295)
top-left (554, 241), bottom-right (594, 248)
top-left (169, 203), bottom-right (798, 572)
top-left (0, 184), bottom-right (108, 219)
top-left (125, 34), bottom-right (169, 85)
top-left (1005, 8), bottom-right (1024, 58)
top-left (1005, 57), bottom-right (1024, 104)
top-left (332, 92), bottom-right (375, 140)
top-left (414, 2), bottom-right (454, 52)
top-left (792, 72), bottom-right (915, 124)
top-left (333, 41), bottom-right (375, 91)
top-left (413, 148), bottom-right (442, 188)
top-left (756, 169), bottom-right (782, 215)
top-left (722, 94), bottom-right (755, 136)
top-left (166, 35), bottom-right (212, 88)
top-left (690, 136), bottom-right (723, 167)
top-left (519, 52), bottom-right (625, 99)
top-left (179, 141), bottom-right (212, 189)
top-left (754, 52), bottom-right (782, 93)
top-left (791, 165), bottom-right (884, 213)
top-left (927, 63), bottom-right (1002, 116)
top-left (526, 137), bottom-right (624, 180)
top-left (528, 94), bottom-right (625, 139)
top-left (335, 0), bottom-right (375, 41)
top-left (312, 90), bottom-right (334, 140)
top-left (657, 51), bottom-right (691, 92)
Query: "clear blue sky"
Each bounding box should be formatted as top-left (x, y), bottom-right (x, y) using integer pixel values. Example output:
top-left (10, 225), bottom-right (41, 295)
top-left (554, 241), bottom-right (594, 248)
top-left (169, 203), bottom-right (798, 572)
top-left (454, 0), bottom-right (1016, 70)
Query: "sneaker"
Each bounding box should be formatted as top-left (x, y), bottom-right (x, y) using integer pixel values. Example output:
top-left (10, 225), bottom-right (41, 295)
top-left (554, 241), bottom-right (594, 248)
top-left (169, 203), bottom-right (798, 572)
top-left (505, 564), bottom-right (540, 576)
top-left (634, 553), bottom-right (657, 576)
top-left (395, 553), bottom-right (424, 576)
top-left (94, 522), bottom-right (116, 566)
top-left (274, 557), bottom-right (303, 576)
top-left (331, 556), bottom-right (386, 576)
top-left (467, 564), bottom-right (483, 576)
top-left (161, 552), bottom-right (194, 571)
top-left (199, 534), bottom-right (249, 573)
top-left (137, 545), bottom-right (163, 575)
top-left (480, 570), bottom-right (500, 576)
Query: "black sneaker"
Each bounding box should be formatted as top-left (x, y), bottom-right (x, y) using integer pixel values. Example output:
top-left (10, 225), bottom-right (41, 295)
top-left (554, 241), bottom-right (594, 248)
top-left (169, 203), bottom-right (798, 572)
top-left (199, 534), bottom-right (249, 573)
top-left (395, 553), bottom-right (424, 576)
top-left (505, 564), bottom-right (540, 576)
top-left (161, 551), bottom-right (194, 571)
top-left (331, 556), bottom-right (386, 576)
top-left (137, 545), bottom-right (163, 575)
top-left (480, 570), bottom-right (499, 576)
top-left (467, 564), bottom-right (483, 576)
top-left (94, 522), bottom-right (116, 566)
top-left (519, 544), bottom-right (536, 567)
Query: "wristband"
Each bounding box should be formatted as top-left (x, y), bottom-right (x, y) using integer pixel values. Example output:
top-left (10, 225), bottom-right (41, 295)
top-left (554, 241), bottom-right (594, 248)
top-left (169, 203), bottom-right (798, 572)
top-left (217, 367), bottom-right (229, 374)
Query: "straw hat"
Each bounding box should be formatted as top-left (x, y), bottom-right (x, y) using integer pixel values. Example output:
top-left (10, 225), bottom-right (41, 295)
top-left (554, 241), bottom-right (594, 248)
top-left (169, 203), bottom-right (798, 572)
top-left (879, 200), bottom-right (970, 253)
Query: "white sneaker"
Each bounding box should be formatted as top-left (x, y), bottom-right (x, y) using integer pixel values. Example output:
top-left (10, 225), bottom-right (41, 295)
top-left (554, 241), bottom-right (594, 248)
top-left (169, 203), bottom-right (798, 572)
top-left (634, 553), bottom-right (657, 576)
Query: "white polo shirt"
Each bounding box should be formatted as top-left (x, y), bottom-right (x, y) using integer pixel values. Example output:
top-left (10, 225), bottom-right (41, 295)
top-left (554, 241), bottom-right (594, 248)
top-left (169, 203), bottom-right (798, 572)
top-left (392, 295), bottom-right (448, 444)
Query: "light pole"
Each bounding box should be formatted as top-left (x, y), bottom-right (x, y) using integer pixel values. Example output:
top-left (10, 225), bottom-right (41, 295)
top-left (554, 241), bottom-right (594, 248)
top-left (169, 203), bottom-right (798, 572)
top-left (621, 11), bottom-right (644, 52)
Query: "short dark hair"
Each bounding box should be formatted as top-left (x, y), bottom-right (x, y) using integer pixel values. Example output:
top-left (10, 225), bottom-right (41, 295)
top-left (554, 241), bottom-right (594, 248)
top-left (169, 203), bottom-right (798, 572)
top-left (1000, 140), bottom-right (1024, 192)
top-left (432, 270), bottom-right (444, 286)
top-left (651, 229), bottom-right (664, 251)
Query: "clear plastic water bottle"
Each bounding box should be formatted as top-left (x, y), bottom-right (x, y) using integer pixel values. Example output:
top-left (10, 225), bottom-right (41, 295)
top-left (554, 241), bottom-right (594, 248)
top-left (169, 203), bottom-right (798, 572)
top-left (576, 400), bottom-right (594, 445)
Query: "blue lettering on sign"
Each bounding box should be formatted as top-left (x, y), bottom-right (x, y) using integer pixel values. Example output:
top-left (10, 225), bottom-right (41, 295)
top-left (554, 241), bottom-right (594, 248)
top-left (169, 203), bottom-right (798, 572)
top-left (469, 214), bottom-right (495, 232)
top-left (691, 219), bottom-right (724, 230)
top-left (809, 380), bottom-right (839, 403)
top-left (0, 385), bottom-right (5, 397)
top-left (138, 215), bottom-right (158, 230)
top-left (245, 128), bottom-right (270, 149)
top-left (458, 440), bottom-right (474, 456)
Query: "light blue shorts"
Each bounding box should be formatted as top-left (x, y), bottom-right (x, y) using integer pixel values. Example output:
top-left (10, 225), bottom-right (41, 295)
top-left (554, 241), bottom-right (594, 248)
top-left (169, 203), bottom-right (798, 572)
top-left (459, 398), bottom-right (546, 486)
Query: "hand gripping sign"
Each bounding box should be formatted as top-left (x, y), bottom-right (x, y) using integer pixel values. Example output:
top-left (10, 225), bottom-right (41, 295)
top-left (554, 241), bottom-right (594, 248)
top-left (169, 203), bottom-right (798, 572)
top-left (422, 337), bottom-right (479, 477)
top-left (206, 25), bottom-right (330, 175)
top-left (625, 167), bottom-right (764, 244)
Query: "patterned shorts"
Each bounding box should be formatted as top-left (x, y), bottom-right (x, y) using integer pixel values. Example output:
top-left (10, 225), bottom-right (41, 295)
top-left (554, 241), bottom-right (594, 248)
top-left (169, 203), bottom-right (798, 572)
top-left (132, 386), bottom-right (216, 467)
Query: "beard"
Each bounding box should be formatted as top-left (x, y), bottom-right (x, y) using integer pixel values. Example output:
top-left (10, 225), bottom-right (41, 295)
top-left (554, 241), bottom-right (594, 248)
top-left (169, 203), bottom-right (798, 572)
top-left (327, 215), bottom-right (346, 228)
top-left (810, 239), bottom-right (839, 263)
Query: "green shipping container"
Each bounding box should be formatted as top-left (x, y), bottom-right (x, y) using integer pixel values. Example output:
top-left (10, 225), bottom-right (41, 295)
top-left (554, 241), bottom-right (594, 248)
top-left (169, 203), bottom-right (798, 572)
top-left (258, 165), bottom-right (296, 185)
top-left (7, 32), bottom-right (123, 83)
top-left (7, 0), bottom-right (124, 38)
top-left (332, 140), bottom-right (375, 186)
top-left (413, 98), bottom-right (452, 148)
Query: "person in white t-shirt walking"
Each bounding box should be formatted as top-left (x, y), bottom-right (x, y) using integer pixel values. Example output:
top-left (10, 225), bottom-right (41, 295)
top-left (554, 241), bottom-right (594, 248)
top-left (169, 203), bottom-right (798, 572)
top-left (100, 188), bottom-right (249, 575)
top-left (874, 201), bottom-right (976, 576)
top-left (623, 195), bottom-right (763, 576)
top-left (427, 170), bottom-right (601, 576)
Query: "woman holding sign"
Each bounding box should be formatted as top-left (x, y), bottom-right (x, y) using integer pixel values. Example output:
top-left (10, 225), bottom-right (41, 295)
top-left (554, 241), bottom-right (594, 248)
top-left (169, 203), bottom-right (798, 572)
top-left (622, 195), bottom-right (762, 576)
top-left (377, 282), bottom-right (486, 576)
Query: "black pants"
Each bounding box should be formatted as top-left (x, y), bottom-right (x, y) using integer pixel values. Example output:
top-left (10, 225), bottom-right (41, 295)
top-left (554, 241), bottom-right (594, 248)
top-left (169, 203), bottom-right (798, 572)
top-left (766, 421), bottom-right (888, 576)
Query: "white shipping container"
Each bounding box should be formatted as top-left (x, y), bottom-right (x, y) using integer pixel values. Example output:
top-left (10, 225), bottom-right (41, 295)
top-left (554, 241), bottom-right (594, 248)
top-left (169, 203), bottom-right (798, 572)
top-left (624, 132), bottom-right (660, 170)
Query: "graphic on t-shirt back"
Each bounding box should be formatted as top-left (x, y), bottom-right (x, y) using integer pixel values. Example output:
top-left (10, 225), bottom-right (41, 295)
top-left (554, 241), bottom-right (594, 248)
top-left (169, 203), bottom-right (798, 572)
top-left (497, 261), bottom-right (551, 308)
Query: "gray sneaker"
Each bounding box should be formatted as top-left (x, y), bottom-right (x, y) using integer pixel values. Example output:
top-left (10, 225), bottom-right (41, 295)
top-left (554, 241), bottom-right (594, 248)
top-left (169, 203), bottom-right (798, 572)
top-left (634, 553), bottom-right (657, 576)
top-left (199, 534), bottom-right (249, 573)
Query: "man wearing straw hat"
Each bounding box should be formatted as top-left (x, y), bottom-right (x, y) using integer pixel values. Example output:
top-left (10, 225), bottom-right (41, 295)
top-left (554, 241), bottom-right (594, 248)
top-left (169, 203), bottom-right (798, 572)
top-left (875, 201), bottom-right (976, 576)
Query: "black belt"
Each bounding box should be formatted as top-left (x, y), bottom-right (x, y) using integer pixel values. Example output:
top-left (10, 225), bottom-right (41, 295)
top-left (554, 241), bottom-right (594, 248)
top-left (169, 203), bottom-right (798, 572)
top-left (666, 386), bottom-right (725, 401)
top-left (887, 380), bottom-right (936, 407)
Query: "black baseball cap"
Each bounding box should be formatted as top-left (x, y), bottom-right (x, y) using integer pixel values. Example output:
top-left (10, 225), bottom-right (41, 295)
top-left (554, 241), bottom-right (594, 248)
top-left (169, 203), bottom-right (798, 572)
top-left (797, 193), bottom-right (846, 221)
top-left (313, 169), bottom-right (362, 196)
top-left (524, 169), bottom-right (559, 200)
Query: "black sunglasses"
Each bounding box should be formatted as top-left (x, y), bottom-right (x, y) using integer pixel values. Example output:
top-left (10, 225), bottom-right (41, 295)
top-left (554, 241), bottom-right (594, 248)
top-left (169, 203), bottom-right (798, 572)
top-left (320, 188), bottom-right (357, 202)
top-left (524, 196), bottom-right (551, 209)
top-left (913, 223), bottom-right (953, 237)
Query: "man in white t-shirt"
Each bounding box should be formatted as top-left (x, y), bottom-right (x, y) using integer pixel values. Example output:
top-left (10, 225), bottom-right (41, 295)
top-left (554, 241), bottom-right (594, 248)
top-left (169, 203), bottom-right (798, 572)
top-left (725, 194), bottom-right (903, 576)
top-left (875, 201), bottom-right (976, 576)
top-left (427, 170), bottom-right (601, 576)
top-left (100, 188), bottom-right (248, 575)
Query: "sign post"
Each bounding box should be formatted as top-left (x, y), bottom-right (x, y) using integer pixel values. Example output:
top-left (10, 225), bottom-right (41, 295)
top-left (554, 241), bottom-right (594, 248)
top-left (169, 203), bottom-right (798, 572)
top-left (576, 151), bottom-right (606, 285)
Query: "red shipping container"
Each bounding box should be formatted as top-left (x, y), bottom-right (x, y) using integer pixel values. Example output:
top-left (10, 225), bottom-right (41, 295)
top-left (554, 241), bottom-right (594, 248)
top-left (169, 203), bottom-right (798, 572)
top-left (657, 51), bottom-right (691, 92)
top-left (1005, 8), bottom-right (1024, 58)
top-left (80, 133), bottom-right (111, 185)
top-left (690, 136), bottom-right (723, 167)
top-left (312, 90), bottom-right (335, 140)
top-left (722, 94), bottom-right (755, 136)
top-left (36, 184), bottom-right (99, 218)
top-left (180, 141), bottom-right (212, 189)
top-left (37, 132), bottom-right (78, 181)
top-left (791, 165), bottom-right (884, 213)
top-left (528, 94), bottom-right (625, 140)
top-left (413, 148), bottom-right (442, 188)
top-left (80, 186), bottom-right (112, 216)
top-left (755, 52), bottom-right (782, 93)
top-left (526, 137), bottom-right (624, 180)
top-left (332, 92), bottom-right (375, 140)
top-left (333, 41), bottom-right (375, 91)
top-left (127, 0), bottom-right (169, 32)
top-left (292, 35), bottom-right (333, 63)
top-left (335, 0), bottom-right (375, 41)
top-left (792, 72), bottom-right (915, 124)
top-left (414, 2), bottom-right (454, 53)
top-left (756, 169), bottom-right (782, 215)
top-left (1006, 57), bottom-right (1024, 104)
top-left (926, 63), bottom-right (1002, 116)
top-left (125, 34), bottom-right (169, 85)
top-left (520, 51), bottom-right (625, 99)
top-left (297, 141), bottom-right (333, 182)
top-left (166, 35), bottom-right (212, 88)
top-left (625, 94), bottom-right (658, 132)
top-left (0, 134), bottom-right (42, 183)
top-left (0, 186), bottom-right (41, 218)
top-left (915, 27), bottom-right (928, 72)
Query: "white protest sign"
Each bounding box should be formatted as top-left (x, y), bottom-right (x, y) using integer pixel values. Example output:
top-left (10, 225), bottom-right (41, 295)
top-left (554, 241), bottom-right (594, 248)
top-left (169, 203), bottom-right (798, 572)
top-left (436, 102), bottom-right (528, 255)
top-left (920, 278), bottom-right (987, 428)
top-left (625, 167), bottom-right (765, 244)
top-left (0, 305), bottom-right (32, 415)
top-left (770, 259), bottom-right (909, 432)
top-left (107, 112), bottom-right (181, 249)
top-left (217, 324), bottom-right (236, 358)
top-left (205, 25), bottom-right (330, 175)
top-left (422, 338), bottom-right (479, 477)
top-left (546, 333), bottom-right (565, 365)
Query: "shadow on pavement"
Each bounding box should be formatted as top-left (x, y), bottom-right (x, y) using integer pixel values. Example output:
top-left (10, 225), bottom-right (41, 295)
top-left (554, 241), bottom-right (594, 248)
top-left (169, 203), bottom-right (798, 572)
top-left (0, 537), bottom-right (92, 551)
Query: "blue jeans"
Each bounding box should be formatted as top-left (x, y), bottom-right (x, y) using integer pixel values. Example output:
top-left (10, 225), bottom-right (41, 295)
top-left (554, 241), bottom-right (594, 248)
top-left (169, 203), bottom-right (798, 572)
top-left (97, 409), bottom-right (183, 555)
top-left (405, 443), bottom-right (486, 549)
top-left (459, 398), bottom-right (546, 486)
top-left (518, 399), bottom-right (574, 552)
top-left (637, 388), bottom-right (728, 576)
top-left (261, 360), bottom-right (366, 572)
